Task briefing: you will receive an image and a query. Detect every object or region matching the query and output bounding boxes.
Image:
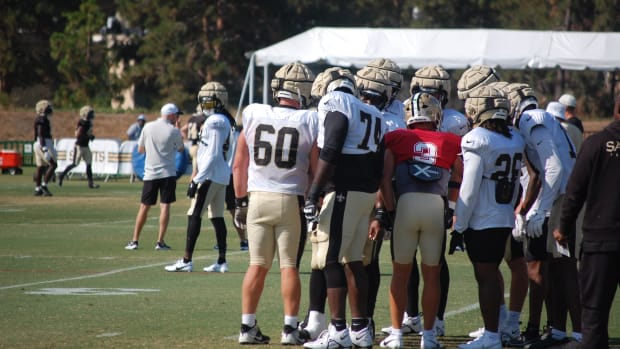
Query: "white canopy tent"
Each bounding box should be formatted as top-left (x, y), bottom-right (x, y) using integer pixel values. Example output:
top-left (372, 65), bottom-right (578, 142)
top-left (238, 27), bottom-right (620, 110)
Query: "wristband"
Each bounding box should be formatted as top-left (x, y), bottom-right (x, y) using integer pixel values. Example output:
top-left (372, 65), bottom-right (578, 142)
top-left (235, 196), bottom-right (249, 208)
top-left (448, 201), bottom-right (456, 210)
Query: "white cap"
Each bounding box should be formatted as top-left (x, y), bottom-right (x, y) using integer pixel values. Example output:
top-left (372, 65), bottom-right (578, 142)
top-left (137, 114), bottom-right (146, 121)
top-left (160, 103), bottom-right (182, 116)
top-left (559, 94), bottom-right (576, 108)
top-left (546, 101), bottom-right (566, 120)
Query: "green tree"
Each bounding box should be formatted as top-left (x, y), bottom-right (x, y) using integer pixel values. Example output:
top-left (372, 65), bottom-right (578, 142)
top-left (0, 1), bottom-right (80, 106)
top-left (50, 0), bottom-right (106, 107)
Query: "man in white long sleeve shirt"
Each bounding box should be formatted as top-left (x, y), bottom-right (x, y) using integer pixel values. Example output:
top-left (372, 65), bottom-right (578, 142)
top-left (502, 83), bottom-right (576, 347)
top-left (164, 82), bottom-right (234, 273)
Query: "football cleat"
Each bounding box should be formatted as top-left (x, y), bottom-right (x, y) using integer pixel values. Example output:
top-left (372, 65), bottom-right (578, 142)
top-left (40, 185), bottom-right (53, 196)
top-left (500, 323), bottom-right (521, 344)
top-left (204, 262), bottom-right (228, 273)
top-left (164, 259), bottom-right (193, 272)
top-left (303, 324), bottom-right (352, 349)
top-left (240, 240), bottom-right (249, 251)
top-left (380, 333), bottom-right (403, 348)
top-left (421, 335), bottom-right (443, 349)
top-left (469, 327), bottom-right (485, 338)
top-left (239, 322), bottom-right (270, 345)
top-left (124, 241), bottom-right (138, 250)
top-left (381, 313), bottom-right (422, 335)
top-left (281, 325), bottom-right (305, 345)
top-left (350, 323), bottom-right (373, 348)
top-left (155, 242), bottom-right (171, 250)
top-left (458, 334), bottom-right (502, 349)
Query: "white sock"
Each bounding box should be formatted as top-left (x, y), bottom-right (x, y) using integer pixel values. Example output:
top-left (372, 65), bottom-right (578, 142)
top-left (284, 315), bottom-right (298, 328)
top-left (499, 304), bottom-right (508, 325)
top-left (508, 310), bottom-right (521, 326)
top-left (308, 311), bottom-right (325, 326)
top-left (422, 329), bottom-right (435, 339)
top-left (242, 314), bottom-right (256, 327)
top-left (391, 328), bottom-right (403, 336)
top-left (484, 329), bottom-right (500, 341)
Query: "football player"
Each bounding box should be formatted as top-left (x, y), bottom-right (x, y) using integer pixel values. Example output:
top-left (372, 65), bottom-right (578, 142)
top-left (378, 92), bottom-right (462, 349)
top-left (302, 66), bottom-right (387, 349)
top-left (450, 86), bottom-right (525, 349)
top-left (233, 62), bottom-right (317, 345)
top-left (57, 105), bottom-right (99, 189)
top-left (458, 67), bottom-right (529, 346)
top-left (33, 100), bottom-right (57, 196)
top-left (359, 59), bottom-right (406, 338)
top-left (503, 83), bottom-right (577, 348)
top-left (390, 65), bottom-right (461, 338)
top-left (164, 82), bottom-right (235, 273)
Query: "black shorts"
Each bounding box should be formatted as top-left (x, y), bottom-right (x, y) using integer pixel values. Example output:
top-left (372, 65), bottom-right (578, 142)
top-left (505, 234), bottom-right (525, 261)
top-left (525, 217), bottom-right (549, 262)
top-left (464, 227), bottom-right (510, 264)
top-left (141, 176), bottom-right (177, 205)
top-left (225, 174), bottom-right (235, 210)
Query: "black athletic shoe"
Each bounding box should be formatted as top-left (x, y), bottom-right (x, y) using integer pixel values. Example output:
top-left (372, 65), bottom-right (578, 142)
top-left (525, 333), bottom-right (570, 349)
top-left (41, 185), bottom-right (53, 196)
top-left (506, 325), bottom-right (540, 348)
top-left (239, 323), bottom-right (270, 344)
top-left (34, 188), bottom-right (44, 196)
top-left (88, 183), bottom-right (100, 189)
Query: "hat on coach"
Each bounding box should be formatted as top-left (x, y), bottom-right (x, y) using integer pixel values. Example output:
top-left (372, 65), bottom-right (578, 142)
top-left (559, 94), bottom-right (576, 108)
top-left (160, 103), bottom-right (183, 116)
top-left (137, 114), bottom-right (146, 121)
top-left (546, 101), bottom-right (566, 120)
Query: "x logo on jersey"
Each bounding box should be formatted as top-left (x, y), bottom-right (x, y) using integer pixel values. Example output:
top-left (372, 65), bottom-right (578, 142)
top-left (413, 163), bottom-right (440, 180)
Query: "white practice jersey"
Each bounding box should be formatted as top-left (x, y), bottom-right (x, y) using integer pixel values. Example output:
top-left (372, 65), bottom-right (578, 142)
top-left (317, 91), bottom-right (384, 155)
top-left (383, 99), bottom-right (406, 132)
top-left (193, 113), bottom-right (232, 185)
top-left (517, 109), bottom-right (576, 213)
top-left (440, 108), bottom-right (470, 137)
top-left (242, 104), bottom-right (318, 196)
top-left (455, 126), bottom-right (525, 231)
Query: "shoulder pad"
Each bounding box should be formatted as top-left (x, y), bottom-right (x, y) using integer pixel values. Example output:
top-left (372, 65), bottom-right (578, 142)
top-left (518, 109), bottom-right (546, 136)
top-left (461, 128), bottom-right (490, 153)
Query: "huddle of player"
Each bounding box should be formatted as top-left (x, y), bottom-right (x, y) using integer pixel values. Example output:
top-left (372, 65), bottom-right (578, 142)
top-left (203, 59), bottom-right (577, 349)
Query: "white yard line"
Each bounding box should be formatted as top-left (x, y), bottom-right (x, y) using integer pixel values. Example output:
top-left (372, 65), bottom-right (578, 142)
top-left (0, 251), bottom-right (245, 291)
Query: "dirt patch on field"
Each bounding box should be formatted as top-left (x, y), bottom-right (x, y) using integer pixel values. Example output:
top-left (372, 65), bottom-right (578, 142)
top-left (1, 109), bottom-right (146, 142)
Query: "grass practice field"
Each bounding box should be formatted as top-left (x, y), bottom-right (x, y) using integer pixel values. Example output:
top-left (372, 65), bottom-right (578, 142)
top-left (0, 168), bottom-right (618, 349)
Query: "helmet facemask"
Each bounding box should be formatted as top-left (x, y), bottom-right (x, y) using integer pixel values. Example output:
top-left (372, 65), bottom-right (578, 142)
top-left (407, 92), bottom-right (443, 129)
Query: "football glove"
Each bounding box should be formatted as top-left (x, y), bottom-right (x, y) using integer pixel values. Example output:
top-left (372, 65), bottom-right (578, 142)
top-left (304, 199), bottom-right (319, 224)
top-left (186, 181), bottom-right (198, 198)
top-left (234, 196), bottom-right (249, 230)
top-left (444, 207), bottom-right (455, 230)
top-left (373, 208), bottom-right (395, 235)
top-left (512, 214), bottom-right (526, 242)
top-left (89, 135), bottom-right (95, 141)
top-left (526, 210), bottom-right (546, 238)
top-left (41, 146), bottom-right (51, 161)
top-left (448, 230), bottom-right (465, 255)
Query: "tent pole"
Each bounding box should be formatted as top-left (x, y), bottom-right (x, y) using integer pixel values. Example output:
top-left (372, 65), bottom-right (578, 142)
top-left (236, 53), bottom-right (255, 123)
